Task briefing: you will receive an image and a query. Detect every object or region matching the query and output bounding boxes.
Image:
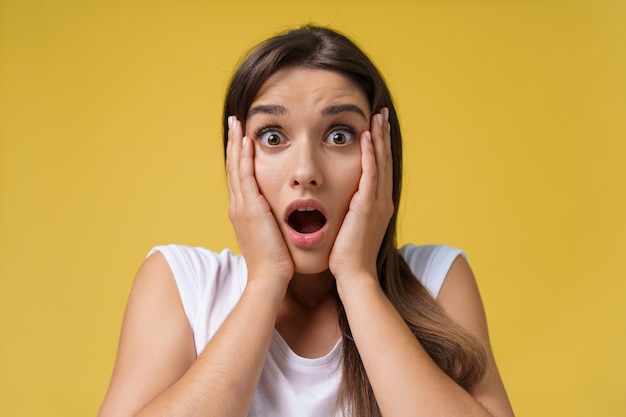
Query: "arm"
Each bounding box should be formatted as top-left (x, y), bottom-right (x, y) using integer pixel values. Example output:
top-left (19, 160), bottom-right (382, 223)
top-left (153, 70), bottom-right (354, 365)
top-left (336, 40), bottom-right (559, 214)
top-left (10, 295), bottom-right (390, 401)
top-left (98, 252), bottom-right (286, 417)
top-left (436, 255), bottom-right (514, 415)
top-left (331, 108), bottom-right (514, 416)
top-left (336, 256), bottom-right (514, 416)
top-left (98, 251), bottom-right (285, 417)
top-left (98, 117), bottom-right (293, 417)
top-left (97, 251), bottom-right (196, 417)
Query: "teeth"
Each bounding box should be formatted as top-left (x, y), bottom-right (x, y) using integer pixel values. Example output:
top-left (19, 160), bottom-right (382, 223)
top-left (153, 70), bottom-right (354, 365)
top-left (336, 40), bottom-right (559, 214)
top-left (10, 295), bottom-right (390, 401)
top-left (297, 207), bottom-right (315, 212)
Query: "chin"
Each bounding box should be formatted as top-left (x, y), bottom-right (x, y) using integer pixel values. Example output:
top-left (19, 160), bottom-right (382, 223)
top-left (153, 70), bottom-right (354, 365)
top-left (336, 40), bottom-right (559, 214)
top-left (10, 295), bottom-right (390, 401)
top-left (291, 253), bottom-right (330, 276)
top-left (293, 263), bottom-right (330, 276)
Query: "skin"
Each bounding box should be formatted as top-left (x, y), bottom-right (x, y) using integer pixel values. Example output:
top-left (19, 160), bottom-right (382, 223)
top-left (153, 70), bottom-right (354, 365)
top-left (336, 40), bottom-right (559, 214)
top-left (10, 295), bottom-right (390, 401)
top-left (98, 67), bottom-right (514, 416)
top-left (247, 68), bottom-right (367, 278)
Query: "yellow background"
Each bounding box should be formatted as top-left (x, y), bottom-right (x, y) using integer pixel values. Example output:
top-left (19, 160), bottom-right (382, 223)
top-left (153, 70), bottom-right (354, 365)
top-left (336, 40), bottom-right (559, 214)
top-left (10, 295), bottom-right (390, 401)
top-left (1, 0), bottom-right (624, 415)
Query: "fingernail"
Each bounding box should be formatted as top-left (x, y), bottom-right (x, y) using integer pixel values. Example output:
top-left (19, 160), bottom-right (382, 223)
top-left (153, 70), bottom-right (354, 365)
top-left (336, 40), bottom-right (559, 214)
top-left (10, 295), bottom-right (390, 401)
top-left (228, 116), bottom-right (234, 130)
top-left (377, 114), bottom-right (384, 127)
top-left (383, 107), bottom-right (389, 121)
top-left (365, 131), bottom-right (372, 142)
top-left (242, 136), bottom-right (248, 147)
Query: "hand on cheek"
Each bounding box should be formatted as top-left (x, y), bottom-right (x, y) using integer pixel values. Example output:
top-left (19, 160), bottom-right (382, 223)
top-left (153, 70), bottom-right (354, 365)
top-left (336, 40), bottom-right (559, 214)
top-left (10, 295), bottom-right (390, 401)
top-left (226, 116), bottom-right (294, 286)
top-left (328, 108), bottom-right (394, 282)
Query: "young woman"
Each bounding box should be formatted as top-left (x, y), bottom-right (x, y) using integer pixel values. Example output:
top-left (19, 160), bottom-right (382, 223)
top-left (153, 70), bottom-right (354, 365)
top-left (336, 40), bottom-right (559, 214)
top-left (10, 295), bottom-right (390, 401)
top-left (98, 25), bottom-right (514, 417)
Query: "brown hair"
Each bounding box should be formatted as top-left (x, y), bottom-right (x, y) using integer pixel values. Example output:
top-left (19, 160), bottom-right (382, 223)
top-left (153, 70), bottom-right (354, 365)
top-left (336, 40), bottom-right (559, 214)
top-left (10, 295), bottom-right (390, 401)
top-left (223, 25), bottom-right (486, 416)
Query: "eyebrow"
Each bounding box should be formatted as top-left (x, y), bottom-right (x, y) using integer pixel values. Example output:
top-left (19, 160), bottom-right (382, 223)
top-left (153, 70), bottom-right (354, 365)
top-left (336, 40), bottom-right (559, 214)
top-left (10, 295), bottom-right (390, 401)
top-left (247, 103), bottom-right (368, 120)
top-left (247, 104), bottom-right (287, 118)
top-left (322, 104), bottom-right (367, 119)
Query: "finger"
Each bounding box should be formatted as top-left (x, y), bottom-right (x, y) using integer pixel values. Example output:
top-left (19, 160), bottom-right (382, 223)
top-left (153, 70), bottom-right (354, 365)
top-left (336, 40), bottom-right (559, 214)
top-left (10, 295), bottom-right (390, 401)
top-left (238, 135), bottom-right (262, 204)
top-left (381, 108), bottom-right (393, 200)
top-left (225, 115), bottom-right (235, 163)
top-left (371, 108), bottom-right (393, 200)
top-left (357, 130), bottom-right (377, 205)
top-left (226, 116), bottom-right (243, 201)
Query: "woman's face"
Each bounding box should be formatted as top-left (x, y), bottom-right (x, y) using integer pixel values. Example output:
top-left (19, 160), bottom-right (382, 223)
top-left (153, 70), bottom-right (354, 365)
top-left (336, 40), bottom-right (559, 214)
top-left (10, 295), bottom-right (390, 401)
top-left (245, 67), bottom-right (370, 275)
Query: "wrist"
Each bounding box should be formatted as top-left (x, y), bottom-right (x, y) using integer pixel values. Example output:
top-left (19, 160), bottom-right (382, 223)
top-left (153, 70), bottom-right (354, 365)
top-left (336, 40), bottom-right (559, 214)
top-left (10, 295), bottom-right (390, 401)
top-left (244, 274), bottom-right (289, 307)
top-left (335, 270), bottom-right (381, 300)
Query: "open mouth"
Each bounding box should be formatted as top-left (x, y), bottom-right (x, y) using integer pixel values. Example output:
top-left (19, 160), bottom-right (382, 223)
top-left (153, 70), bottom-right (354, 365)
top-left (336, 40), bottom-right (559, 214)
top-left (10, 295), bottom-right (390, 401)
top-left (288, 207), bottom-right (327, 234)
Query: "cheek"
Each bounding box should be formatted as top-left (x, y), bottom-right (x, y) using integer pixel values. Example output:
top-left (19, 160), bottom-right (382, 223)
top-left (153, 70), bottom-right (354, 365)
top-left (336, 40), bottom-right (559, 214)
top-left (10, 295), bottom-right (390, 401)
top-left (334, 156), bottom-right (362, 204)
top-left (254, 155), bottom-right (284, 205)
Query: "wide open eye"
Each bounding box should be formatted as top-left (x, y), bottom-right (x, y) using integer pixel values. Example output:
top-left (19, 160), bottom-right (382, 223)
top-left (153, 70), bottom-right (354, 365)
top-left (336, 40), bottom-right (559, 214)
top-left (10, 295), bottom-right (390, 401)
top-left (259, 130), bottom-right (286, 146)
top-left (325, 128), bottom-right (355, 145)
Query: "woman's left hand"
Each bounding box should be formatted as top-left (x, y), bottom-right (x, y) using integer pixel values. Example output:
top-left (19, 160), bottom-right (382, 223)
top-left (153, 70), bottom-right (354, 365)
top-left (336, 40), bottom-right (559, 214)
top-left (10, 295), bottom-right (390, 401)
top-left (328, 107), bottom-right (394, 282)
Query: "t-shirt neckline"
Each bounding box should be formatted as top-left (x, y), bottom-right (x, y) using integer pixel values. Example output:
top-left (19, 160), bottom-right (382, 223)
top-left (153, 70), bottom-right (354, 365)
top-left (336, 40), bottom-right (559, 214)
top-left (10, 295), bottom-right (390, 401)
top-left (271, 329), bottom-right (343, 368)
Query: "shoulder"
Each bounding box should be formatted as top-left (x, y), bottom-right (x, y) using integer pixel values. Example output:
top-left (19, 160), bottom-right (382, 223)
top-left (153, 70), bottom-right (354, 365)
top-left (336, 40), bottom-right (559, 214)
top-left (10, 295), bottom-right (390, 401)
top-left (148, 244), bottom-right (245, 276)
top-left (145, 245), bottom-right (247, 337)
top-left (147, 245), bottom-right (247, 290)
top-left (399, 243), bottom-right (466, 299)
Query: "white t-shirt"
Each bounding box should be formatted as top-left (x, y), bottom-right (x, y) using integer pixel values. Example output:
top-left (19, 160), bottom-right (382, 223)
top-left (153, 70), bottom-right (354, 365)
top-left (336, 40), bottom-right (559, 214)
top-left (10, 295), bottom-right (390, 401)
top-left (149, 244), bottom-right (465, 417)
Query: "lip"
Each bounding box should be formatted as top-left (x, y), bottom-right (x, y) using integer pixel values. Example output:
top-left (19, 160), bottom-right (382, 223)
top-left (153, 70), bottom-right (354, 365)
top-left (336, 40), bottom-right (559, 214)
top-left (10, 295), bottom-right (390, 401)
top-left (284, 198), bottom-right (328, 248)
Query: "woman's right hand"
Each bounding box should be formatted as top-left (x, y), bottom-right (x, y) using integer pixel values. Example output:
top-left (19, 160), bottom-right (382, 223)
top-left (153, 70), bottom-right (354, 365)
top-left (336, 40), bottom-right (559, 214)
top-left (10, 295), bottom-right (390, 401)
top-left (226, 116), bottom-right (294, 289)
top-left (100, 121), bottom-right (294, 417)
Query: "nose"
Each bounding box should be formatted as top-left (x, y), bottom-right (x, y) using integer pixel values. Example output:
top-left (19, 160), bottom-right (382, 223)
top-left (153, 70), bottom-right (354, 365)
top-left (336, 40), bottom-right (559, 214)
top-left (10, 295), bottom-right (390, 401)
top-left (290, 140), bottom-right (323, 188)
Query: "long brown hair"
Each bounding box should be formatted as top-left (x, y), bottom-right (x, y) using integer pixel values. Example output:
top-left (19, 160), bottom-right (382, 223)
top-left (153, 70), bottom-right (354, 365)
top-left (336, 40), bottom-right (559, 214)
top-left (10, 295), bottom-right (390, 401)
top-left (223, 25), bottom-right (486, 416)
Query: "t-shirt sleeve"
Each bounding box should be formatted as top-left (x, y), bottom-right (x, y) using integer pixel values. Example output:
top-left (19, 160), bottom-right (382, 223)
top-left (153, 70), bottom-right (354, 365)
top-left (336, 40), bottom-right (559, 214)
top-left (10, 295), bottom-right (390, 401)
top-left (147, 245), bottom-right (206, 328)
top-left (147, 245), bottom-right (247, 354)
top-left (398, 244), bottom-right (467, 299)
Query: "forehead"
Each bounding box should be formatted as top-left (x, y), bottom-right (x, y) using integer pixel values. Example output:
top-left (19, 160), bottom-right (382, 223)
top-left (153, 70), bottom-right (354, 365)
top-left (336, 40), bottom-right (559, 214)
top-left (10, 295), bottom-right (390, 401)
top-left (250, 67), bottom-right (369, 110)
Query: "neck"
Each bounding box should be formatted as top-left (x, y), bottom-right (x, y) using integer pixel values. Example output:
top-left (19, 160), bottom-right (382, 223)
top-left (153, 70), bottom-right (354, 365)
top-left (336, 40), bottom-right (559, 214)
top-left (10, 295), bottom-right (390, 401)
top-left (287, 269), bottom-right (335, 309)
top-left (275, 269), bottom-right (342, 358)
